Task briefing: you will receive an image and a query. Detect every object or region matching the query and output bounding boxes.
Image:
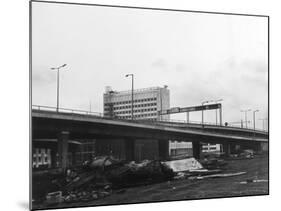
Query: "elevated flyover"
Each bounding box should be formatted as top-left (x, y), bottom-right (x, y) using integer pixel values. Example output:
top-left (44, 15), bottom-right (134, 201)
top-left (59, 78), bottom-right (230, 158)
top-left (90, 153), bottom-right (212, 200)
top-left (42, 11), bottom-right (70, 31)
top-left (32, 109), bottom-right (268, 142)
top-left (32, 108), bottom-right (268, 169)
top-left (135, 119), bottom-right (268, 139)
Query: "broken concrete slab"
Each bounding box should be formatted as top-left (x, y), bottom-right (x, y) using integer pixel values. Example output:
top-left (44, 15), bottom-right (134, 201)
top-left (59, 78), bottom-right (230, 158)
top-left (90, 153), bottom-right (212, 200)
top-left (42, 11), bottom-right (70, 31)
top-left (190, 171), bottom-right (246, 180)
top-left (163, 157), bottom-right (203, 172)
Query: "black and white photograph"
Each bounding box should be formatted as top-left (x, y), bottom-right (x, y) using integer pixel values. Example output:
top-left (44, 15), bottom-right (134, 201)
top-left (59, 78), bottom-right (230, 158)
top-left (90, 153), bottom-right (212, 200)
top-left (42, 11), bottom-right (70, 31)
top-left (30, 1), bottom-right (269, 210)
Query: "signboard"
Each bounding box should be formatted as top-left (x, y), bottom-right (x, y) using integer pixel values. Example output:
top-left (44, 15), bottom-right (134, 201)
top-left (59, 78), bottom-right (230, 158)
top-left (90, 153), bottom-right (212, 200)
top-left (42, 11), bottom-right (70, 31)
top-left (169, 107), bottom-right (180, 113)
top-left (158, 103), bottom-right (221, 115)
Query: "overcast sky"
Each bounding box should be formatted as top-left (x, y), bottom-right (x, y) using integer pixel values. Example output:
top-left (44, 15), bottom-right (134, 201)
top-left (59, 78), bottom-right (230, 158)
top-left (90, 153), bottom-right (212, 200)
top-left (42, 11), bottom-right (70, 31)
top-left (32, 2), bottom-right (268, 129)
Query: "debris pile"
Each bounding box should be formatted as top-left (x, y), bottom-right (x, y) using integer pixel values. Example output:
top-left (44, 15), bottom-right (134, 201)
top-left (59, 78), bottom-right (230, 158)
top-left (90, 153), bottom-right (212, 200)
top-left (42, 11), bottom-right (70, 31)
top-left (229, 149), bottom-right (255, 159)
top-left (46, 191), bottom-right (63, 204)
top-left (238, 179), bottom-right (268, 184)
top-left (189, 171), bottom-right (246, 180)
top-left (200, 157), bottom-right (227, 170)
top-left (44, 156), bottom-right (174, 204)
top-left (239, 149), bottom-right (254, 159)
top-left (163, 157), bottom-right (247, 181)
top-left (42, 155), bottom-right (248, 205)
top-left (163, 158), bottom-right (203, 172)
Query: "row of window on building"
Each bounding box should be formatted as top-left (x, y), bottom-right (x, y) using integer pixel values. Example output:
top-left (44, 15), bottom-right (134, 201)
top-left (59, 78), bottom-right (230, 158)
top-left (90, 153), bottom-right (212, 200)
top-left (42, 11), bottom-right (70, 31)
top-left (104, 103), bottom-right (157, 111)
top-left (104, 97), bottom-right (157, 106)
top-left (114, 108), bottom-right (157, 115)
top-left (202, 144), bottom-right (221, 152)
top-left (33, 148), bottom-right (51, 168)
top-left (116, 112), bottom-right (158, 119)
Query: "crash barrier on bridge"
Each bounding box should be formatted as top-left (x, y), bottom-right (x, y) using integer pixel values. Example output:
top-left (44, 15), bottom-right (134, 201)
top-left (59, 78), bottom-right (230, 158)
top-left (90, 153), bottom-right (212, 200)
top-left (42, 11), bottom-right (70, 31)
top-left (32, 105), bottom-right (104, 117)
top-left (32, 105), bottom-right (268, 132)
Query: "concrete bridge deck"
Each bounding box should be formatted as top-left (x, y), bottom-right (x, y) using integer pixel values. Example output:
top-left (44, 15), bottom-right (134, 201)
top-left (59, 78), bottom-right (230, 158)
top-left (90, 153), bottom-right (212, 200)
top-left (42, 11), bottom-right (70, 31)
top-left (32, 109), bottom-right (268, 142)
top-left (32, 109), bottom-right (268, 170)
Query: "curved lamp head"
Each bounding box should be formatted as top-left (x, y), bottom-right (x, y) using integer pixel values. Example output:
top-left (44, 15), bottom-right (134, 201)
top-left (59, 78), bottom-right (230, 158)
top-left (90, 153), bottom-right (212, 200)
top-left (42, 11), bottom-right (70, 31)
top-left (51, 64), bottom-right (67, 70)
top-left (125, 73), bottom-right (133, 77)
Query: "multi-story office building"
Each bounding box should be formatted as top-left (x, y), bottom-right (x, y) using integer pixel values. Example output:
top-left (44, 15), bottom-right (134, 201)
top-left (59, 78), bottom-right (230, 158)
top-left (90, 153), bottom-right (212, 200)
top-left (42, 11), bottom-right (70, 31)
top-left (103, 86), bottom-right (170, 121)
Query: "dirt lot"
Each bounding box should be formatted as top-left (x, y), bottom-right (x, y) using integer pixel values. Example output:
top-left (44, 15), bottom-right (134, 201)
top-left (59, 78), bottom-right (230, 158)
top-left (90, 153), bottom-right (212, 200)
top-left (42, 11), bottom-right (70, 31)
top-left (33, 155), bottom-right (268, 210)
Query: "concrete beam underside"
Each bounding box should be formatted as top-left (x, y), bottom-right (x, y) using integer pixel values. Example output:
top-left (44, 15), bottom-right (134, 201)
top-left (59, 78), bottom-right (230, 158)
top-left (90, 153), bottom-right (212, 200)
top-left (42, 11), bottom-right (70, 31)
top-left (95, 138), bottom-right (169, 162)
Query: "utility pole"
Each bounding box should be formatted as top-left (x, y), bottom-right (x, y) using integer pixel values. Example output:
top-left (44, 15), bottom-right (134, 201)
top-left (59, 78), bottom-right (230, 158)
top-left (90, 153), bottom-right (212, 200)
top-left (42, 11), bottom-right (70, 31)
top-left (240, 109), bottom-right (251, 128)
top-left (219, 105), bottom-right (223, 126)
top-left (51, 64), bottom-right (67, 112)
top-left (125, 74), bottom-right (134, 120)
top-left (253, 110), bottom-right (259, 130)
top-left (89, 101), bottom-right (92, 113)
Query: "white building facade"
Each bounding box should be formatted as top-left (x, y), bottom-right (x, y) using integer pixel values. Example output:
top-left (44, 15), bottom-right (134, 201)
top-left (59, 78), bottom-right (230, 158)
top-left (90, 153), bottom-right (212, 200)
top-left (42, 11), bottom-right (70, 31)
top-left (103, 86), bottom-right (170, 121)
top-left (202, 143), bottom-right (221, 153)
top-left (169, 141), bottom-right (193, 157)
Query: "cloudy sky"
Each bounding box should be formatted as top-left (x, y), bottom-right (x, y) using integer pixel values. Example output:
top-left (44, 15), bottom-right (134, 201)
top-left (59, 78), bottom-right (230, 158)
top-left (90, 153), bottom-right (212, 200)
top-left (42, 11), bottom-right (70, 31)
top-left (32, 2), bottom-right (268, 129)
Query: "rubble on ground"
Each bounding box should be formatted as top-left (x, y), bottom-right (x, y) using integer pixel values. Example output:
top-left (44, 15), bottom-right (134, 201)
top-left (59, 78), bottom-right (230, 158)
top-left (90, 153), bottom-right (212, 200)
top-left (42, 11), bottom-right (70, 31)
top-left (238, 179), bottom-right (268, 184)
top-left (46, 191), bottom-right (63, 204)
top-left (200, 157), bottom-right (227, 170)
top-left (42, 155), bottom-right (248, 204)
top-left (166, 157), bottom-right (247, 181)
top-left (44, 156), bottom-right (174, 204)
top-left (228, 149), bottom-right (255, 159)
top-left (239, 149), bottom-right (254, 158)
top-left (163, 157), bottom-right (203, 172)
top-left (189, 171), bottom-right (246, 180)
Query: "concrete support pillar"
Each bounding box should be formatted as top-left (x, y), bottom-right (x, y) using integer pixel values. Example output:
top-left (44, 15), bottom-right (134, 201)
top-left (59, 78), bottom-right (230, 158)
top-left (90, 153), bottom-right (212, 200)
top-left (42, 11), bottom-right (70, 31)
top-left (222, 143), bottom-right (231, 157)
top-left (240, 143), bottom-right (250, 151)
top-left (253, 142), bottom-right (262, 152)
top-left (50, 146), bottom-right (57, 168)
top-left (70, 147), bottom-right (78, 166)
top-left (94, 139), bottom-right (101, 157)
top-left (222, 143), bottom-right (237, 156)
top-left (158, 140), bottom-right (169, 161)
top-left (125, 139), bottom-right (135, 161)
top-left (192, 141), bottom-right (201, 159)
top-left (261, 142), bottom-right (269, 152)
top-left (58, 131), bottom-right (69, 171)
top-left (72, 149), bottom-right (77, 166)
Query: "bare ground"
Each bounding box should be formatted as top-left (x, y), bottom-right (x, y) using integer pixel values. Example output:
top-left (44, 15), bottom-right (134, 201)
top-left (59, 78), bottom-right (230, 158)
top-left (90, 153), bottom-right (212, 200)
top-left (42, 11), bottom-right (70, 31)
top-left (33, 155), bottom-right (268, 210)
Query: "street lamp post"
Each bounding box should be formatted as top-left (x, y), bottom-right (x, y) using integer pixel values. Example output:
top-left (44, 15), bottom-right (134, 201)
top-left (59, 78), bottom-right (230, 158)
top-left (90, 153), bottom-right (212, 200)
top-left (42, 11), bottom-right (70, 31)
top-left (51, 64), bottom-right (67, 112)
top-left (240, 109), bottom-right (251, 129)
top-left (89, 101), bottom-right (92, 113)
top-left (253, 110), bottom-right (259, 131)
top-left (125, 74), bottom-right (134, 120)
top-left (186, 112), bottom-right (189, 123)
top-left (201, 100), bottom-right (214, 125)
